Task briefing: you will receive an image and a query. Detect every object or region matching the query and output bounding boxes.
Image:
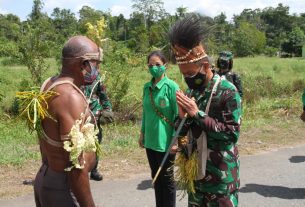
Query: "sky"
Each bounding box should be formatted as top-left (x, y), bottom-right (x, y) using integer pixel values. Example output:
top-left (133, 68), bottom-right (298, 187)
top-left (0, 0), bottom-right (304, 21)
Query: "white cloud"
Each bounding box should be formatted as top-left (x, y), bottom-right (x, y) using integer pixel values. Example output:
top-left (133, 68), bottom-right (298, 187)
top-left (164, 0), bottom-right (305, 21)
top-left (110, 5), bottom-right (132, 17)
top-left (0, 8), bottom-right (7, 14)
top-left (0, 0), bottom-right (8, 14)
top-left (43, 0), bottom-right (96, 16)
top-left (2, 0), bottom-right (304, 21)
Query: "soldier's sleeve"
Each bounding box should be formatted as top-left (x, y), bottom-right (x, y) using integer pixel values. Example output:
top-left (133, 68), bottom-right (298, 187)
top-left (170, 82), bottom-right (180, 119)
top-left (233, 73), bottom-right (243, 98)
top-left (83, 85), bottom-right (94, 110)
top-left (169, 82), bottom-right (180, 136)
top-left (175, 88), bottom-right (193, 137)
top-left (97, 81), bottom-right (112, 111)
top-left (195, 89), bottom-right (242, 143)
top-left (302, 89), bottom-right (305, 111)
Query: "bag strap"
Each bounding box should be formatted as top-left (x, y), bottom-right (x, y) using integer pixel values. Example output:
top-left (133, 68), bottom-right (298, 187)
top-left (205, 76), bottom-right (221, 114)
top-left (149, 87), bottom-right (175, 128)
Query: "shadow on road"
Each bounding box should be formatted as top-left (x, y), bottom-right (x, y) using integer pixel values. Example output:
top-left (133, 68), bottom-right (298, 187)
top-left (289, 156), bottom-right (305, 163)
top-left (137, 179), bottom-right (153, 190)
top-left (240, 184), bottom-right (305, 199)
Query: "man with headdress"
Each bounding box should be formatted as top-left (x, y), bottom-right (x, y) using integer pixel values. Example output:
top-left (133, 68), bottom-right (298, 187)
top-left (33, 36), bottom-right (101, 206)
top-left (81, 47), bottom-right (113, 181)
top-left (217, 51), bottom-right (243, 98)
top-left (168, 15), bottom-right (242, 206)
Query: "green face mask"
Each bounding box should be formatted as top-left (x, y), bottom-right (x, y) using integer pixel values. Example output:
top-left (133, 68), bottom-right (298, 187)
top-left (149, 65), bottom-right (166, 78)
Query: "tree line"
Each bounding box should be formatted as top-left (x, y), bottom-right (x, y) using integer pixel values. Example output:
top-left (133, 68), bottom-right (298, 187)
top-left (1, 0), bottom-right (305, 116)
top-left (1, 0), bottom-right (305, 60)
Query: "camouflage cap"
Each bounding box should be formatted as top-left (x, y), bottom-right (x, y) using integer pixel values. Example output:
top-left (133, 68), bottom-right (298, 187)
top-left (219, 51), bottom-right (233, 61)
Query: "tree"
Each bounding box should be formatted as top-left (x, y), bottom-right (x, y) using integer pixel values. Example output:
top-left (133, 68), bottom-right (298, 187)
top-left (281, 27), bottom-right (305, 56)
top-left (129, 25), bottom-right (149, 52)
top-left (14, 23), bottom-right (50, 85)
top-left (233, 8), bottom-right (264, 31)
top-left (261, 4), bottom-right (293, 48)
top-left (29, 0), bottom-right (44, 21)
top-left (85, 18), bottom-right (107, 47)
top-left (0, 14), bottom-right (21, 41)
top-left (107, 13), bottom-right (127, 41)
top-left (51, 7), bottom-right (78, 43)
top-left (233, 22), bottom-right (266, 56)
top-left (212, 13), bottom-right (234, 52)
top-left (131, 0), bottom-right (166, 29)
top-left (78, 6), bottom-right (105, 34)
top-left (175, 6), bottom-right (188, 19)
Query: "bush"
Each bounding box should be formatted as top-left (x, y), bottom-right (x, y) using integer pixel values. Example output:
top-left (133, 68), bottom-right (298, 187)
top-left (243, 74), bottom-right (293, 103)
top-left (291, 64), bottom-right (304, 73)
top-left (264, 46), bottom-right (278, 57)
top-left (5, 79), bottom-right (33, 116)
top-left (292, 79), bottom-right (305, 92)
top-left (102, 41), bottom-right (143, 120)
top-left (0, 40), bottom-right (18, 57)
top-left (1, 57), bottom-right (21, 66)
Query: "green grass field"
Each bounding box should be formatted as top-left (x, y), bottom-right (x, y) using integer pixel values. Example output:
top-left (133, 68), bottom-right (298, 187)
top-left (0, 56), bottom-right (304, 165)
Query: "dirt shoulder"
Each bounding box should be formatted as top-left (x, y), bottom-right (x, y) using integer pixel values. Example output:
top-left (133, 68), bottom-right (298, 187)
top-left (0, 118), bottom-right (304, 200)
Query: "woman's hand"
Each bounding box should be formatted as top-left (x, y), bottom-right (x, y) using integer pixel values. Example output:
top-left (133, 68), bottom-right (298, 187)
top-left (176, 90), bottom-right (198, 118)
top-left (138, 132), bottom-right (144, 148)
top-left (170, 143), bottom-right (179, 154)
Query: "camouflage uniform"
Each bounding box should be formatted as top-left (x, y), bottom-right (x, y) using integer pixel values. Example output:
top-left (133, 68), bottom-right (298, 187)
top-left (83, 74), bottom-right (113, 127)
top-left (217, 51), bottom-right (243, 98)
top-left (219, 71), bottom-right (243, 98)
top-left (82, 74), bottom-right (113, 174)
top-left (178, 73), bottom-right (242, 207)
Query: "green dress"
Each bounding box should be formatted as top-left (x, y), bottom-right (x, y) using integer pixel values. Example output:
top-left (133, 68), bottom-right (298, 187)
top-left (141, 76), bottom-right (179, 152)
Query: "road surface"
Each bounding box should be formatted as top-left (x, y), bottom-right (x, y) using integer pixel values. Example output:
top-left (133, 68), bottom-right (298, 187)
top-left (0, 145), bottom-right (304, 207)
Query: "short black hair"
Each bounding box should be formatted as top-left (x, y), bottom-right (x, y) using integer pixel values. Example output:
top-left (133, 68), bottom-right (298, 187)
top-left (147, 50), bottom-right (167, 64)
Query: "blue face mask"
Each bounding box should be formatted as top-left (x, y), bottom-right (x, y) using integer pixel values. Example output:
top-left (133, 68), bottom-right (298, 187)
top-left (84, 62), bottom-right (98, 83)
top-left (149, 65), bottom-right (166, 78)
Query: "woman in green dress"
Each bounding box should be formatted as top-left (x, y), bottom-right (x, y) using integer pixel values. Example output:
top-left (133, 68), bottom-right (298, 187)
top-left (139, 51), bottom-right (179, 207)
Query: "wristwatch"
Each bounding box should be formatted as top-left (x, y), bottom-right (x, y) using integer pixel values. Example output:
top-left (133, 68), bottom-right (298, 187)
top-left (194, 110), bottom-right (206, 120)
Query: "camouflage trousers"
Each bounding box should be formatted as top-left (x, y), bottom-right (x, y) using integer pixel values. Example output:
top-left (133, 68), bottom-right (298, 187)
top-left (188, 190), bottom-right (238, 207)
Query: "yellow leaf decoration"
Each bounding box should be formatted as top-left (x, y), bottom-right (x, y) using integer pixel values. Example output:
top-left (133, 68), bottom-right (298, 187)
top-left (85, 17), bottom-right (108, 47)
top-left (16, 88), bottom-right (58, 131)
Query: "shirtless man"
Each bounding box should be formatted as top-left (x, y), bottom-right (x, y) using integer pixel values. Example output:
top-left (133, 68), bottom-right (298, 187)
top-left (34, 36), bottom-right (101, 207)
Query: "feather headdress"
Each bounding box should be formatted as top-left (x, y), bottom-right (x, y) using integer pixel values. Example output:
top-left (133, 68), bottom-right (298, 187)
top-left (168, 14), bottom-right (207, 65)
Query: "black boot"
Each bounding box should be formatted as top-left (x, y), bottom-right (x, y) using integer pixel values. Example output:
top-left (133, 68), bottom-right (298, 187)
top-left (91, 128), bottom-right (103, 181)
top-left (90, 169), bottom-right (103, 181)
top-left (90, 158), bottom-right (103, 181)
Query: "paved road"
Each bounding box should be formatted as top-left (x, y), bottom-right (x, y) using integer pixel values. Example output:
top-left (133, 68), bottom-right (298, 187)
top-left (1, 145), bottom-right (305, 207)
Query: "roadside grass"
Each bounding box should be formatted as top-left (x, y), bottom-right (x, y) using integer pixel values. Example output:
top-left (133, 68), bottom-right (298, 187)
top-left (0, 56), bottom-right (304, 166)
top-left (0, 119), bottom-right (39, 165)
top-left (102, 121), bottom-right (140, 155)
top-left (239, 116), bottom-right (305, 155)
top-left (0, 56), bottom-right (305, 199)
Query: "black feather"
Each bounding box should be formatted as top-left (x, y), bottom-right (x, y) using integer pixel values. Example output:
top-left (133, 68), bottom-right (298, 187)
top-left (168, 14), bottom-right (205, 49)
